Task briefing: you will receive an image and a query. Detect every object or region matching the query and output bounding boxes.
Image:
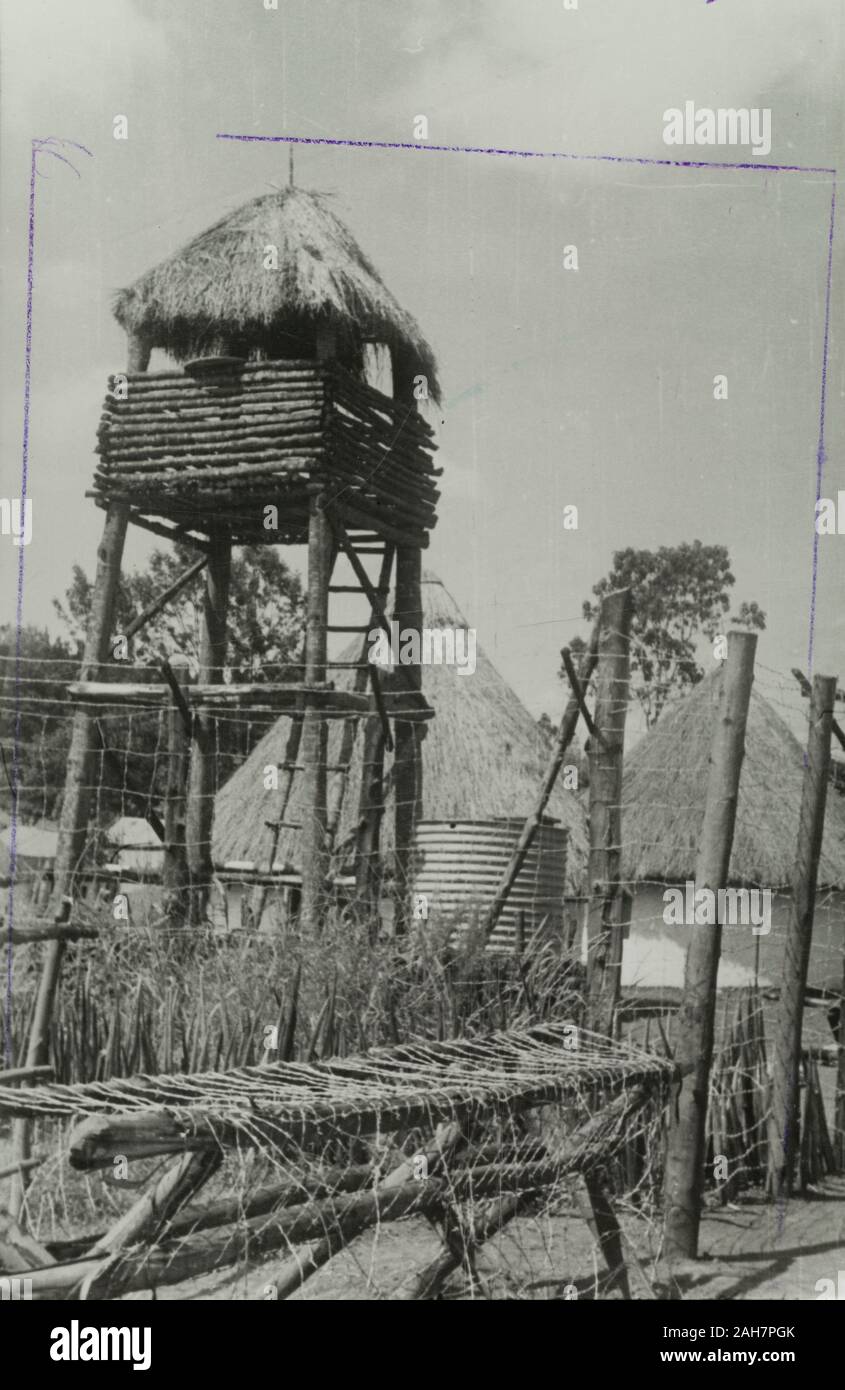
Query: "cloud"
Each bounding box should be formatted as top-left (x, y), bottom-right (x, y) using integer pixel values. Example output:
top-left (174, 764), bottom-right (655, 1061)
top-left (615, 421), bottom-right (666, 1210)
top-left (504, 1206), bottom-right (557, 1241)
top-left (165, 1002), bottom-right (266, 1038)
top-left (387, 0), bottom-right (840, 165)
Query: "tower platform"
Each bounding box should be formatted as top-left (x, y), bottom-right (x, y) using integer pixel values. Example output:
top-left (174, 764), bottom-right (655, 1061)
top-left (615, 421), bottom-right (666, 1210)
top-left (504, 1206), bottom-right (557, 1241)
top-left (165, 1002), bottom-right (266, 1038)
top-left (92, 359), bottom-right (440, 550)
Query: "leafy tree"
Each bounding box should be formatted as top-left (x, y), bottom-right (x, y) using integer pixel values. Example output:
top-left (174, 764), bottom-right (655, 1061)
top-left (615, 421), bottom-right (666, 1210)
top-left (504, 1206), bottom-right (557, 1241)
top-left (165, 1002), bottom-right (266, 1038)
top-left (0, 626), bottom-right (77, 822)
top-left (54, 543), bottom-right (304, 680)
top-left (731, 600), bottom-right (767, 633)
top-left (46, 545), bottom-right (306, 814)
top-left (571, 542), bottom-right (766, 728)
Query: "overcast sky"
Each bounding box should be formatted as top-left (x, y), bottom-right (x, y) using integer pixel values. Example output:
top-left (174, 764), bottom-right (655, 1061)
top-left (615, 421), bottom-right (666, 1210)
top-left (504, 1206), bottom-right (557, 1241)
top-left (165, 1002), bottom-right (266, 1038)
top-left (1, 0), bottom-right (843, 727)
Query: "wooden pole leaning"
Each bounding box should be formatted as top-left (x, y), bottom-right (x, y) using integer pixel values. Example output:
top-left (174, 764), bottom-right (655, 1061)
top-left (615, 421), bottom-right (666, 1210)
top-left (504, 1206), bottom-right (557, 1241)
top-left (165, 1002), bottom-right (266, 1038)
top-left (767, 672), bottom-right (836, 1197)
top-left (663, 630), bottom-right (757, 1263)
top-left (10, 499), bottom-right (130, 1222)
top-left (391, 544), bottom-right (423, 936)
top-left (338, 544), bottom-right (394, 907)
top-left (299, 487), bottom-right (333, 934)
top-left (581, 588), bottom-right (633, 1298)
top-left (584, 588), bottom-right (634, 1038)
top-left (481, 620), bottom-right (601, 943)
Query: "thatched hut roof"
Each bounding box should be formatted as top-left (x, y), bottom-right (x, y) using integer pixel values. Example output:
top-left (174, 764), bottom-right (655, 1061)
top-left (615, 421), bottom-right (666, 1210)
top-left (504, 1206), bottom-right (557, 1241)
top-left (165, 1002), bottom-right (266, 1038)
top-left (113, 187), bottom-right (440, 399)
top-left (622, 667), bottom-right (845, 890)
top-left (212, 573), bottom-right (587, 893)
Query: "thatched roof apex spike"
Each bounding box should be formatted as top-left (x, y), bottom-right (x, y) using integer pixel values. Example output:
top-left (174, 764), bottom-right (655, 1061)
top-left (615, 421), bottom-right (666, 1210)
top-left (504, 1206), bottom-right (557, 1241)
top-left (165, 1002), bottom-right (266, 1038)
top-left (113, 186), bottom-right (440, 401)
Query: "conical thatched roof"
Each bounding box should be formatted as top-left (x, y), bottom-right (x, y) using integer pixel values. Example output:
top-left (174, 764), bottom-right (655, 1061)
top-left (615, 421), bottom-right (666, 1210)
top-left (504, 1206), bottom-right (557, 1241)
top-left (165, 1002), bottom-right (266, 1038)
top-left (622, 667), bottom-right (845, 890)
top-left (113, 187), bottom-right (439, 399)
top-left (213, 574), bottom-right (587, 893)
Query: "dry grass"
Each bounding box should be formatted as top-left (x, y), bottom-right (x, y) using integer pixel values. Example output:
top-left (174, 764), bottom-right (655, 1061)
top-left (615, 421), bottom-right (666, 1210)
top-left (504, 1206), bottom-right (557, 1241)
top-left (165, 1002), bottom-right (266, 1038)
top-left (3, 908), bottom-right (584, 1084)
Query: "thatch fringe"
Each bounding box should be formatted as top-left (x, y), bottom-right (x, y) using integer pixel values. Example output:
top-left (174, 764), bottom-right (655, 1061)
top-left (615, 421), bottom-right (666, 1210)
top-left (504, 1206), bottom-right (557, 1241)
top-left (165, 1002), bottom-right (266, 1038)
top-left (113, 187), bottom-right (440, 401)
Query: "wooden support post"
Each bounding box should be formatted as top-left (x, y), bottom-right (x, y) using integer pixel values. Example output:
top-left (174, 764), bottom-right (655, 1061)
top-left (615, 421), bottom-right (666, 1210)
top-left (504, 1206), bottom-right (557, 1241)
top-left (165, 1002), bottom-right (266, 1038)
top-left (482, 620), bottom-right (601, 942)
top-left (4, 922), bottom-right (97, 945)
top-left (767, 673), bottom-right (836, 1197)
top-left (52, 501), bottom-right (130, 905)
top-left (126, 332), bottom-right (151, 373)
top-left (585, 588), bottom-right (633, 1039)
top-left (402, 1085), bottom-right (648, 1300)
top-left (663, 630), bottom-right (757, 1263)
top-left (355, 715), bottom-right (387, 921)
top-left (299, 489), bottom-right (333, 934)
top-left (269, 1122), bottom-right (461, 1301)
top-left (124, 556), bottom-right (207, 640)
top-left (392, 545), bottom-right (423, 935)
top-left (0, 1154), bottom-right (45, 1183)
top-left (388, 354), bottom-right (425, 938)
top-left (77, 1148), bottom-right (222, 1300)
top-left (186, 529), bottom-right (230, 926)
top-left (0, 1065), bottom-right (53, 1086)
top-left (580, 589), bottom-right (633, 1299)
top-left (791, 668), bottom-right (845, 753)
top-left (328, 545), bottom-right (395, 860)
top-left (162, 655), bottom-right (192, 927)
top-left (576, 1175), bottom-right (631, 1298)
top-left (10, 502), bottom-right (129, 1223)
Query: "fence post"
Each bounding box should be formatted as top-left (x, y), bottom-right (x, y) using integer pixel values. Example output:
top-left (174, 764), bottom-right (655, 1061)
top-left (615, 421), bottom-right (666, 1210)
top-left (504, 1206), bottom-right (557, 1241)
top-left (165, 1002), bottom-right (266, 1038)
top-left (767, 673), bottom-right (836, 1196)
top-left (185, 529), bottom-right (230, 927)
top-left (391, 546), bottom-right (423, 936)
top-left (584, 587), bottom-right (633, 1039)
top-left (582, 587), bottom-right (633, 1296)
top-left (10, 501), bottom-right (129, 1223)
top-left (299, 490), bottom-right (333, 935)
top-left (663, 630), bottom-right (757, 1263)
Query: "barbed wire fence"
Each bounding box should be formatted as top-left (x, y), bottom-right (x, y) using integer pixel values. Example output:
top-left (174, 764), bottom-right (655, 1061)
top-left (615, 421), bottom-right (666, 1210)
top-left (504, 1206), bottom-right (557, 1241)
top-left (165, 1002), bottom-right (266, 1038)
top-left (1, 626), bottom-right (843, 1295)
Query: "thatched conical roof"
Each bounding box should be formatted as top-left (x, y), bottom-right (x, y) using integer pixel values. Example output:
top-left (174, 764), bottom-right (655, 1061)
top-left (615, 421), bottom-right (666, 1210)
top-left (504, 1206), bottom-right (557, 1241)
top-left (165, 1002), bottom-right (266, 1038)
top-left (622, 667), bottom-right (845, 890)
top-left (212, 574), bottom-right (587, 893)
top-left (113, 186), bottom-right (439, 399)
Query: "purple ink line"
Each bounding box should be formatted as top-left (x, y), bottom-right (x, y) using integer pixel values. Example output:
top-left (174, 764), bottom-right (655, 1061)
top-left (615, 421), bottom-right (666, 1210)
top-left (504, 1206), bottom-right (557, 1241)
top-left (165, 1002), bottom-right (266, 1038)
top-left (806, 181), bottom-right (837, 677)
top-left (216, 131), bottom-right (837, 176)
top-left (5, 139), bottom-right (91, 1068)
top-left (5, 142), bottom-right (38, 1065)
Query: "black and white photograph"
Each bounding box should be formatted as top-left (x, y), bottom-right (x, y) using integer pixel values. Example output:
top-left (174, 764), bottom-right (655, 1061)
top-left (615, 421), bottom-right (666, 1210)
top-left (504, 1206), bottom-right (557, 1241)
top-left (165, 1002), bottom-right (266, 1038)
top-left (0, 0), bottom-right (843, 1356)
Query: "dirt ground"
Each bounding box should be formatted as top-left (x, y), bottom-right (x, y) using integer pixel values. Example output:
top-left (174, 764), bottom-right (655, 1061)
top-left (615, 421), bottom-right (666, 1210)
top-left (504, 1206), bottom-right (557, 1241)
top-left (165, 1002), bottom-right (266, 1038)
top-left (4, 1118), bottom-right (843, 1301)
top-left (115, 1175), bottom-right (845, 1303)
top-left (5, 1010), bottom-right (842, 1302)
top-left (120, 1056), bottom-right (845, 1301)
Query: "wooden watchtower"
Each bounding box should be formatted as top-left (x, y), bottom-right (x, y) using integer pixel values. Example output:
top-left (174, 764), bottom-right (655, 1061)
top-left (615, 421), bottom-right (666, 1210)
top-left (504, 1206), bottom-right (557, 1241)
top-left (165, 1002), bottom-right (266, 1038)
top-left (54, 185), bottom-right (440, 933)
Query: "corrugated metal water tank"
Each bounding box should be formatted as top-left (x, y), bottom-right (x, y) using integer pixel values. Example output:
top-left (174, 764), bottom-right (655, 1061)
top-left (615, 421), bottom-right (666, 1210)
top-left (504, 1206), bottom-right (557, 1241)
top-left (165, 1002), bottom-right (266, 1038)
top-left (412, 817), bottom-right (568, 953)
